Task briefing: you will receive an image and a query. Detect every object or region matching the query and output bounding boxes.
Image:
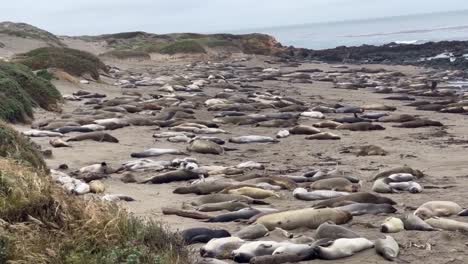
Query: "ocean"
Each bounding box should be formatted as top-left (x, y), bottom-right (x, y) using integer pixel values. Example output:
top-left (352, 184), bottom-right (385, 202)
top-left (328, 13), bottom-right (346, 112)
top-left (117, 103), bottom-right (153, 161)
top-left (236, 10), bottom-right (468, 50)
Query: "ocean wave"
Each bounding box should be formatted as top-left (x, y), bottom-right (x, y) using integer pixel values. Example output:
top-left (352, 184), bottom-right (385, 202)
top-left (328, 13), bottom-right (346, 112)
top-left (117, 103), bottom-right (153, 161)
top-left (394, 40), bottom-right (420, 44)
top-left (342, 25), bottom-right (468, 38)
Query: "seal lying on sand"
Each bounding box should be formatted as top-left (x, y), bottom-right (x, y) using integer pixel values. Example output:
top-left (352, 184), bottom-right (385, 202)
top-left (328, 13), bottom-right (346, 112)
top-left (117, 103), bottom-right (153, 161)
top-left (66, 132), bottom-right (119, 143)
top-left (130, 148), bottom-right (185, 158)
top-left (414, 201), bottom-right (463, 219)
top-left (187, 139), bottom-right (224, 155)
top-left (372, 166), bottom-right (424, 181)
top-left (227, 186), bottom-right (280, 199)
top-left (337, 122), bottom-right (385, 131)
top-left (425, 218), bottom-right (468, 232)
top-left (234, 224), bottom-right (269, 240)
top-left (309, 178), bottom-right (359, 192)
top-left (293, 188), bottom-right (350, 201)
top-left (140, 170), bottom-right (200, 184)
top-left (229, 136), bottom-right (279, 144)
top-left (49, 138), bottom-right (71, 148)
top-left (394, 119), bottom-right (443, 128)
top-left (255, 208), bottom-right (352, 230)
top-left (400, 214), bottom-right (435, 231)
top-left (231, 241), bottom-right (285, 263)
top-left (192, 194), bottom-right (269, 206)
top-left (313, 192), bottom-right (396, 208)
top-left (380, 217), bottom-right (404, 233)
top-left (200, 237), bottom-right (245, 259)
top-left (375, 235), bottom-right (399, 261)
top-left (181, 228), bottom-right (231, 244)
top-left (314, 222), bottom-right (360, 240)
top-left (336, 203), bottom-right (397, 216)
top-left (314, 237), bottom-right (374, 260)
top-left (173, 182), bottom-right (233, 195)
top-left (197, 201), bottom-right (250, 212)
top-left (306, 132), bottom-right (341, 140)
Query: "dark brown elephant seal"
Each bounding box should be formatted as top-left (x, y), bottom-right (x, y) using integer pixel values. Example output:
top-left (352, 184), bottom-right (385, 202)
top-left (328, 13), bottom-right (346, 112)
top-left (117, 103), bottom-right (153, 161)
top-left (140, 170), bottom-right (200, 184)
top-left (378, 114), bottom-right (416, 123)
top-left (289, 125), bottom-right (321, 135)
top-left (313, 192), bottom-right (396, 208)
top-left (393, 119), bottom-right (443, 128)
top-left (192, 194), bottom-right (268, 206)
top-left (66, 132), bottom-right (119, 143)
top-left (337, 122), bottom-right (385, 131)
top-left (173, 182), bottom-right (233, 195)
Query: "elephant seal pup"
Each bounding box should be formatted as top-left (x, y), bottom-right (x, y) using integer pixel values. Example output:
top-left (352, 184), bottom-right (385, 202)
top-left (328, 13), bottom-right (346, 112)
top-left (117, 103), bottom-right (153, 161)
top-left (198, 201), bottom-right (250, 212)
top-left (306, 132), bottom-right (341, 140)
top-left (173, 182), bottom-right (233, 195)
top-left (130, 148), bottom-right (185, 158)
top-left (389, 181), bottom-right (423, 193)
top-left (192, 194), bottom-right (268, 206)
top-left (66, 132), bottom-right (119, 143)
top-left (187, 139), bottom-right (224, 155)
top-left (337, 122), bottom-right (385, 131)
top-left (49, 138), bottom-right (71, 148)
top-left (289, 125), bottom-right (321, 135)
top-left (400, 214), bottom-right (435, 231)
top-left (276, 129), bottom-right (290, 138)
top-left (394, 119), bottom-right (443, 128)
top-left (315, 222), bottom-right (360, 240)
top-left (375, 235), bottom-right (399, 261)
top-left (425, 218), bottom-right (468, 232)
top-left (293, 188), bottom-right (350, 201)
top-left (381, 217), bottom-right (404, 233)
top-left (372, 178), bottom-right (394, 193)
top-left (372, 166), bottom-right (424, 181)
top-left (272, 243), bottom-right (314, 256)
top-left (234, 224), bottom-right (269, 240)
top-left (336, 203), bottom-right (397, 216)
top-left (232, 241), bottom-right (285, 263)
top-left (229, 136), bottom-right (279, 144)
top-left (256, 208), bottom-right (352, 230)
top-left (414, 201), bottom-right (463, 219)
top-left (309, 178), bottom-right (359, 192)
top-left (140, 170), bottom-right (200, 184)
top-left (181, 228), bottom-right (231, 244)
top-left (313, 192), bottom-right (396, 208)
top-left (228, 187), bottom-right (280, 199)
top-left (314, 237), bottom-right (374, 260)
top-left (200, 237), bottom-right (245, 259)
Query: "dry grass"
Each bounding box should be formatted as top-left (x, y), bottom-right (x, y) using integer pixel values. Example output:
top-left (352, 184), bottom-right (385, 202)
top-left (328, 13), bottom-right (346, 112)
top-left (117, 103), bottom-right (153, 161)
top-left (0, 159), bottom-right (190, 264)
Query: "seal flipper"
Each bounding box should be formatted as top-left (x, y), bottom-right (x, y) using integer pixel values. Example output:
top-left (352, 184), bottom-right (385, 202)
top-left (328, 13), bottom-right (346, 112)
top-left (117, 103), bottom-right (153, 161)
top-left (189, 235), bottom-right (212, 244)
top-left (458, 208), bottom-right (468, 216)
top-left (252, 199), bottom-right (270, 205)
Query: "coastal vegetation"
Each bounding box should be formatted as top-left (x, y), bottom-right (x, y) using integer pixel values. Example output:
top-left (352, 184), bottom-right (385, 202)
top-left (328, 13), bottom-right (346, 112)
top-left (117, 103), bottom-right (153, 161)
top-left (0, 123), bottom-right (190, 264)
top-left (0, 22), bottom-right (64, 47)
top-left (16, 47), bottom-right (108, 80)
top-left (0, 62), bottom-right (61, 122)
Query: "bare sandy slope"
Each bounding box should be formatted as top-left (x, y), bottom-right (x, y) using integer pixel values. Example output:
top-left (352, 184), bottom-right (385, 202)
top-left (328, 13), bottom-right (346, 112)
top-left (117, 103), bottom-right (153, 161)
top-left (15, 57), bottom-right (468, 264)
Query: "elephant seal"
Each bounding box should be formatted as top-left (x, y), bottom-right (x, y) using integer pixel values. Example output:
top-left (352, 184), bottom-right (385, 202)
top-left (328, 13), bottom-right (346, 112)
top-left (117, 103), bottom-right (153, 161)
top-left (243, 177), bottom-right (298, 190)
top-left (255, 208), bottom-right (352, 230)
top-left (232, 241), bottom-right (285, 263)
top-left (140, 170), bottom-right (200, 184)
top-left (337, 122), bottom-right (385, 131)
top-left (336, 203), bottom-right (397, 216)
top-left (293, 188), bottom-right (350, 201)
top-left (388, 181), bottom-right (423, 193)
top-left (187, 139), bottom-right (224, 155)
top-left (372, 166), bottom-right (424, 181)
top-left (234, 224), bottom-right (269, 240)
top-left (256, 119), bottom-right (297, 128)
top-left (228, 187), bottom-right (280, 199)
top-left (361, 103), bottom-right (396, 111)
top-left (381, 217), bottom-right (404, 233)
top-left (173, 182), bottom-right (233, 195)
top-left (313, 192), bottom-right (396, 208)
top-left (314, 222), bottom-right (360, 240)
top-left (276, 130), bottom-right (290, 138)
top-left (192, 194), bottom-right (268, 206)
top-left (229, 136), bottom-right (279, 144)
top-left (375, 235), bottom-right (399, 261)
top-left (22, 130), bottom-right (63, 137)
top-left (378, 114), bottom-right (416, 123)
top-left (200, 237), bottom-right (245, 259)
top-left (394, 119), bottom-right (443, 128)
top-left (289, 125), bottom-right (321, 135)
top-left (130, 148), bottom-right (185, 158)
top-left (372, 178), bottom-right (394, 193)
top-left (425, 218), bottom-right (468, 232)
top-left (314, 237), bottom-right (374, 260)
top-left (66, 132), bottom-right (119, 143)
top-left (208, 208), bottom-right (265, 223)
top-left (400, 214), bottom-right (435, 231)
top-left (306, 132), bottom-right (341, 140)
top-left (300, 111), bottom-right (325, 119)
top-left (388, 173), bottom-right (415, 182)
top-left (309, 178), bottom-right (359, 192)
top-left (272, 243), bottom-right (314, 256)
top-left (313, 120), bottom-right (342, 129)
top-left (198, 201), bottom-right (249, 212)
top-left (49, 138), bottom-right (71, 148)
top-left (181, 228), bottom-right (231, 244)
top-left (414, 201), bottom-right (463, 219)
top-left (54, 126), bottom-right (94, 134)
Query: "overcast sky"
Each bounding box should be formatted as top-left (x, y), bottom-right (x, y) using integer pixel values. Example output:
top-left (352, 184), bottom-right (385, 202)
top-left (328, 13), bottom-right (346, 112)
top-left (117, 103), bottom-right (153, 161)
top-left (2, 0), bottom-right (468, 35)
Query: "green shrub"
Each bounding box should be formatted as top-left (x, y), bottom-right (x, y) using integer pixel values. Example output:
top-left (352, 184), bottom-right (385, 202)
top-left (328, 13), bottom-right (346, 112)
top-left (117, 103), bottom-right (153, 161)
top-left (17, 47), bottom-right (108, 80)
top-left (158, 40), bottom-right (206, 55)
top-left (36, 69), bottom-right (54, 80)
top-left (0, 122), bottom-right (46, 170)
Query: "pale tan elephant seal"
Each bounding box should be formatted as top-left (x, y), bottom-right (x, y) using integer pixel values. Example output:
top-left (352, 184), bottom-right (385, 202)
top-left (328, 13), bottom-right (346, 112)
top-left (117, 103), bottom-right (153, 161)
top-left (414, 201), bottom-right (463, 219)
